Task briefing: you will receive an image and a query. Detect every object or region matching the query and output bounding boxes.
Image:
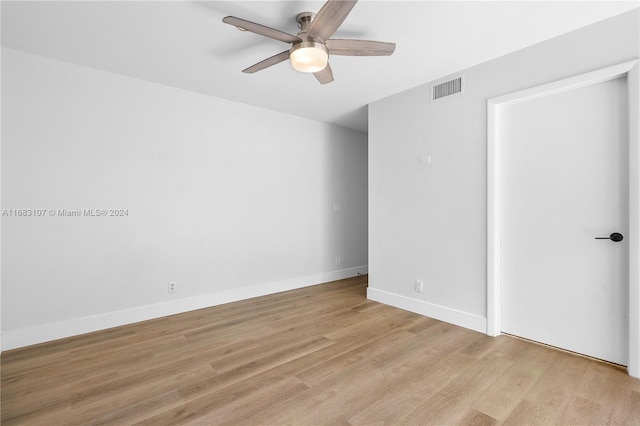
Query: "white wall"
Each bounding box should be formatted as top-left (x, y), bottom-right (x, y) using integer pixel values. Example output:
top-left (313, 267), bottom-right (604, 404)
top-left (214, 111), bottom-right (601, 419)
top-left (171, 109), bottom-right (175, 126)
top-left (368, 9), bottom-right (639, 332)
top-left (1, 48), bottom-right (368, 350)
top-left (0, 3), bottom-right (3, 353)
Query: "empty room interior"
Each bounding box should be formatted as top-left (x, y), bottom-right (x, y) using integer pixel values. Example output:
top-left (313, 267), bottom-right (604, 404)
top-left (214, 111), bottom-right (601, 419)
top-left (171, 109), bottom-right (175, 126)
top-left (2, 0), bottom-right (640, 424)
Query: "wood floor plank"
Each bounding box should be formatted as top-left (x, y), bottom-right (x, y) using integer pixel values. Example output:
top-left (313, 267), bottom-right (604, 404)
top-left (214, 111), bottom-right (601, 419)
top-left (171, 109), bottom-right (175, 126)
top-left (556, 395), bottom-right (609, 425)
top-left (610, 389), bottom-right (640, 425)
top-left (348, 393), bottom-right (429, 425)
top-left (294, 329), bottom-right (419, 387)
top-left (2, 274), bottom-right (639, 425)
top-left (472, 344), bottom-right (557, 421)
top-left (575, 360), bottom-right (635, 408)
top-left (455, 409), bottom-right (500, 426)
top-left (134, 378), bottom-right (261, 425)
top-left (244, 358), bottom-right (393, 425)
top-left (70, 364), bottom-right (217, 422)
top-left (503, 398), bottom-right (559, 425)
top-left (177, 337), bottom-right (334, 402)
top-left (401, 354), bottom-right (510, 424)
top-left (471, 364), bottom-right (541, 421)
top-left (205, 376), bottom-right (309, 425)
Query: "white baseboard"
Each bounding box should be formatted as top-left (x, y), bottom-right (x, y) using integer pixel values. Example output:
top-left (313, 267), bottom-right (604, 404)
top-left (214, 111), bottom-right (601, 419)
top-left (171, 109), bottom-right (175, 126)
top-left (3, 265), bottom-right (368, 351)
top-left (367, 287), bottom-right (486, 333)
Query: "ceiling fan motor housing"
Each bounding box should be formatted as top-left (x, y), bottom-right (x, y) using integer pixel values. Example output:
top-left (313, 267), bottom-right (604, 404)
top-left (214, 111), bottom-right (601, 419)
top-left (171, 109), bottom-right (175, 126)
top-left (290, 12), bottom-right (329, 73)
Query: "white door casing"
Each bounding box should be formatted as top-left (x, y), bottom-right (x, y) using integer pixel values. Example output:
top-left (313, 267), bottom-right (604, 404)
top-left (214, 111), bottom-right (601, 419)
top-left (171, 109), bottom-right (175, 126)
top-left (487, 60), bottom-right (640, 377)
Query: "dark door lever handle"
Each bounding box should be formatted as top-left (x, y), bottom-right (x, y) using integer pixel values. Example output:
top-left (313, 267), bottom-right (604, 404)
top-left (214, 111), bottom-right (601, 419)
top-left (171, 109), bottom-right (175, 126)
top-left (595, 232), bottom-right (624, 242)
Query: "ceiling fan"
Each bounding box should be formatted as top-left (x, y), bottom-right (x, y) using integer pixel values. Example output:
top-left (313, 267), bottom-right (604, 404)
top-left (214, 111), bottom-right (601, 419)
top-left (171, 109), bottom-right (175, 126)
top-left (222, 0), bottom-right (396, 84)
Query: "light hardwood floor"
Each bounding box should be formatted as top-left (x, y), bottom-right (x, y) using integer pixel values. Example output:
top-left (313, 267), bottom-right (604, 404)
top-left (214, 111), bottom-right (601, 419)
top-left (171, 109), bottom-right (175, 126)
top-left (2, 275), bottom-right (640, 425)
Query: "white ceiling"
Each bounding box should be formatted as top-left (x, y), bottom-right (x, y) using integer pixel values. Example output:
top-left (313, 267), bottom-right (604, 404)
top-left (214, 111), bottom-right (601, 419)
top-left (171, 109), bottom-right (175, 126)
top-left (2, 1), bottom-right (638, 132)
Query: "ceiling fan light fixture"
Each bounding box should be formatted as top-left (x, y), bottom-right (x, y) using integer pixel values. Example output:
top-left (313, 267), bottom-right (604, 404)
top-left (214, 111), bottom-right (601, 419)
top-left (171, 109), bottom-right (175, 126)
top-left (289, 42), bottom-right (328, 73)
top-left (223, 0), bottom-right (396, 84)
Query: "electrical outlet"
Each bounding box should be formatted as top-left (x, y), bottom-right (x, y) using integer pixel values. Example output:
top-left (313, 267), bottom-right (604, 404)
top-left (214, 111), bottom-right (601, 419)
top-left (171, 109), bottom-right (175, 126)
top-left (415, 280), bottom-right (424, 293)
top-left (335, 256), bottom-right (341, 266)
top-left (168, 281), bottom-right (176, 293)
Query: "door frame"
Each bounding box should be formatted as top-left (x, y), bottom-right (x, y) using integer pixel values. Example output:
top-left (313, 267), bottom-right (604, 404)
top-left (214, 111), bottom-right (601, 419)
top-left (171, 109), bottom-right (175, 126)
top-left (487, 60), bottom-right (640, 377)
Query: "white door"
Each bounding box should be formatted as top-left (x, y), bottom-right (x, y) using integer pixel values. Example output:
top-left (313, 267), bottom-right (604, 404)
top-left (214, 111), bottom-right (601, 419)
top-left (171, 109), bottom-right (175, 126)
top-left (500, 76), bottom-right (629, 365)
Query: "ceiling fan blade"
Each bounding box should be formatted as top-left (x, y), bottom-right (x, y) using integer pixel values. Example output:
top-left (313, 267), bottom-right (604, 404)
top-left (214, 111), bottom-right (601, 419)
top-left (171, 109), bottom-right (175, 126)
top-left (314, 63), bottom-right (334, 85)
top-left (242, 50), bottom-right (290, 74)
top-left (223, 16), bottom-right (301, 44)
top-left (307, 0), bottom-right (358, 41)
top-left (327, 39), bottom-right (396, 56)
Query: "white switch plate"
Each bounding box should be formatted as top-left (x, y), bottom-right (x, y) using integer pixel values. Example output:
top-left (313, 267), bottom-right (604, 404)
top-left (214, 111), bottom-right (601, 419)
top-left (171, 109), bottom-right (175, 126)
top-left (419, 156), bottom-right (431, 165)
top-left (415, 280), bottom-right (424, 293)
top-left (333, 203), bottom-right (340, 213)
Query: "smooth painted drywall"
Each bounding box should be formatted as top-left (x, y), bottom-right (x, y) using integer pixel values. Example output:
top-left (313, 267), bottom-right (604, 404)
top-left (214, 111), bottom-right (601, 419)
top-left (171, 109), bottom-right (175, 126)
top-left (368, 9), bottom-right (639, 331)
top-left (0, 3), bottom-right (3, 352)
top-left (1, 48), bottom-right (368, 349)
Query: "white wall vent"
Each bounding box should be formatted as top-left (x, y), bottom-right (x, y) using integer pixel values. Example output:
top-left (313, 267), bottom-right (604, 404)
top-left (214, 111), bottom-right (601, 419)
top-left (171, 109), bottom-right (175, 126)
top-left (431, 75), bottom-right (464, 101)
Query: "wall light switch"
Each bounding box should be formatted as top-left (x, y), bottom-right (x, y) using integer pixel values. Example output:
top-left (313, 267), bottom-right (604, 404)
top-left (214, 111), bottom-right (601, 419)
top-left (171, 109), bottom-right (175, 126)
top-left (419, 156), bottom-right (431, 165)
top-left (333, 203), bottom-right (340, 213)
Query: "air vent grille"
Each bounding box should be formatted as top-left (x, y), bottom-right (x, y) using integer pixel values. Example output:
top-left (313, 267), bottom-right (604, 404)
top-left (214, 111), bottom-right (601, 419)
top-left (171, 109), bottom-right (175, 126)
top-left (431, 76), bottom-right (464, 101)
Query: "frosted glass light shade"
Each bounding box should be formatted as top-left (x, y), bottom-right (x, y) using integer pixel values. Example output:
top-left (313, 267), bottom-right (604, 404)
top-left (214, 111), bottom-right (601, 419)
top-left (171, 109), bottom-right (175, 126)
top-left (290, 42), bottom-right (328, 73)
